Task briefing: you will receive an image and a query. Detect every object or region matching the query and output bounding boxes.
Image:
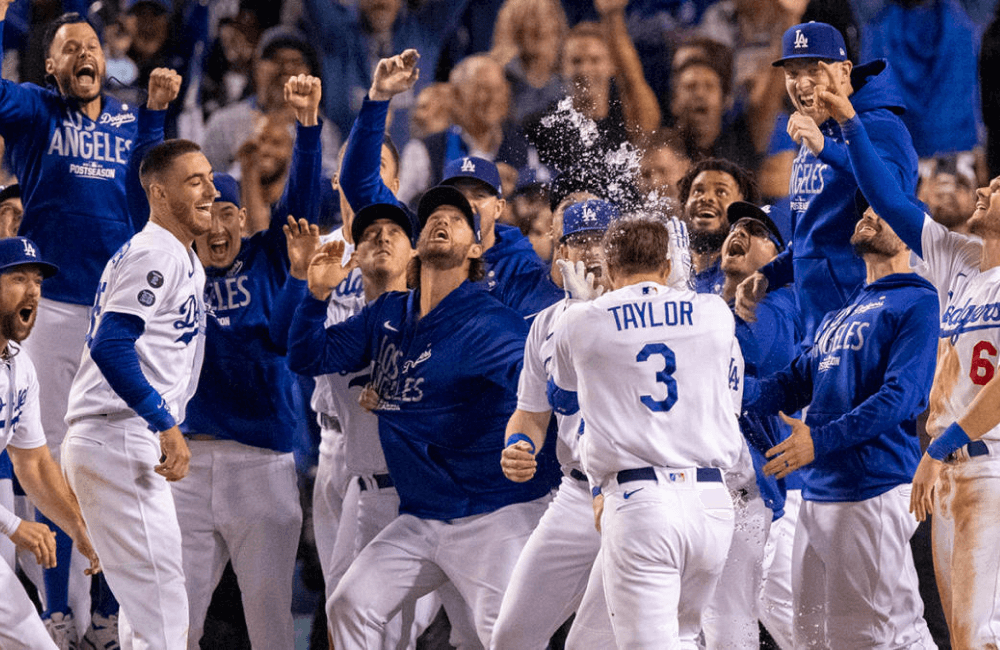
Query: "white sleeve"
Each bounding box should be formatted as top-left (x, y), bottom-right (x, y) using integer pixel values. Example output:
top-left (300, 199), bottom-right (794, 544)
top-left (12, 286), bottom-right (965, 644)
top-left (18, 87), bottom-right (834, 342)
top-left (103, 246), bottom-right (184, 321)
top-left (729, 333), bottom-right (745, 417)
top-left (0, 502), bottom-right (20, 537)
top-left (9, 356), bottom-right (46, 451)
top-left (517, 310), bottom-right (555, 413)
top-left (551, 307), bottom-right (579, 393)
top-left (918, 214), bottom-right (982, 290)
top-left (397, 140), bottom-right (431, 206)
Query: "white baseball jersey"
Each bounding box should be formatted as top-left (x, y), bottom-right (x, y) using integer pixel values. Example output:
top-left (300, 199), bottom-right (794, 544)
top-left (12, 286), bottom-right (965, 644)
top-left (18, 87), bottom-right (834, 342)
top-left (915, 217), bottom-right (1000, 440)
top-left (66, 221), bottom-right (206, 425)
top-left (551, 281), bottom-right (745, 486)
top-left (517, 298), bottom-right (581, 471)
top-left (0, 347), bottom-right (45, 453)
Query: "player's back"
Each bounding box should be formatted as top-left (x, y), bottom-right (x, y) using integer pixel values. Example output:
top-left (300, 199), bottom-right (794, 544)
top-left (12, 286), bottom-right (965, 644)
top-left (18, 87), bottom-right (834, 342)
top-left (555, 282), bottom-right (744, 485)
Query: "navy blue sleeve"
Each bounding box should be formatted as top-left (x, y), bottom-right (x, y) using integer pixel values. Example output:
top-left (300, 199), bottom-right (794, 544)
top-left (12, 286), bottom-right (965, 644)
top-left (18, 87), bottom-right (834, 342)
top-left (815, 136), bottom-right (851, 172)
top-left (745, 350), bottom-right (815, 420)
top-left (288, 293), bottom-right (372, 376)
top-left (759, 247), bottom-right (794, 292)
top-left (269, 276), bottom-right (309, 354)
top-left (90, 311), bottom-right (176, 431)
top-left (272, 122), bottom-right (324, 230)
top-left (469, 306), bottom-right (529, 392)
top-left (841, 116), bottom-right (925, 256)
top-left (126, 107), bottom-right (166, 233)
top-left (809, 292), bottom-right (938, 458)
top-left (341, 98), bottom-right (406, 212)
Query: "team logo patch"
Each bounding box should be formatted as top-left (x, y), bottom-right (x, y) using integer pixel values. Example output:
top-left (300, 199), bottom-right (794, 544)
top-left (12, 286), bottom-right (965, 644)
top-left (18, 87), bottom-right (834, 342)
top-left (793, 29), bottom-right (808, 49)
top-left (137, 289), bottom-right (156, 307)
top-left (461, 157), bottom-right (476, 172)
top-left (147, 270), bottom-right (164, 288)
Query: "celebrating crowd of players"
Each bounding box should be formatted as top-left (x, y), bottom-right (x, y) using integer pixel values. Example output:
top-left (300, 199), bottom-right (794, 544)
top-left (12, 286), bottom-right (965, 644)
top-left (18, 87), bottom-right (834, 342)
top-left (1, 0), bottom-right (1000, 648)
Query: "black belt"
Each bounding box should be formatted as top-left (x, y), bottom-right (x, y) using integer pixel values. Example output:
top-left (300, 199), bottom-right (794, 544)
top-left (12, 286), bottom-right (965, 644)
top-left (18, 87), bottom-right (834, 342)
top-left (946, 439), bottom-right (989, 462)
top-left (570, 469), bottom-right (588, 482)
top-left (357, 473), bottom-right (394, 491)
top-left (319, 413), bottom-right (339, 430)
top-left (617, 466), bottom-right (723, 484)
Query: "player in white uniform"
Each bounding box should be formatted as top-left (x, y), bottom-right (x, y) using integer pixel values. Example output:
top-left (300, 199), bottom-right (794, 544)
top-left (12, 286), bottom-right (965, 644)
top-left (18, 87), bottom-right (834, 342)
top-left (0, 236), bottom-right (100, 650)
top-left (62, 139), bottom-right (211, 649)
top-left (494, 199), bottom-right (619, 650)
top-left (815, 76), bottom-right (1000, 649)
top-left (508, 216), bottom-right (743, 648)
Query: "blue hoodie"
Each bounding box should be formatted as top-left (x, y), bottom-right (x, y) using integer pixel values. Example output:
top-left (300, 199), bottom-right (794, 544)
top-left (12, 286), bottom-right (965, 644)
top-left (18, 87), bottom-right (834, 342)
top-left (288, 281), bottom-right (555, 519)
top-left (340, 98), bottom-right (562, 319)
top-left (746, 273), bottom-right (938, 502)
top-left (759, 60), bottom-right (919, 343)
top-left (0, 22), bottom-right (158, 306)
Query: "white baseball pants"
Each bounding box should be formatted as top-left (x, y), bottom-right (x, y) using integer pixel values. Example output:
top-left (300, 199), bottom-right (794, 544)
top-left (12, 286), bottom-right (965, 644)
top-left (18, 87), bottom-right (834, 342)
top-left (933, 452), bottom-right (1000, 648)
top-left (313, 420), bottom-right (350, 598)
top-left (0, 547), bottom-right (58, 649)
top-left (63, 416), bottom-right (188, 650)
top-left (792, 484), bottom-right (935, 649)
top-left (329, 497), bottom-right (550, 649)
top-left (491, 474), bottom-right (608, 650)
top-left (601, 468), bottom-right (734, 650)
top-left (760, 488), bottom-right (801, 650)
top-left (171, 439), bottom-right (302, 650)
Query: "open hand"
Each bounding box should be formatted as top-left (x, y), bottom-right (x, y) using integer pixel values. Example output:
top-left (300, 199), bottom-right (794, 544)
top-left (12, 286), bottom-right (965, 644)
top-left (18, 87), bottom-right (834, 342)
top-left (283, 215), bottom-right (321, 280)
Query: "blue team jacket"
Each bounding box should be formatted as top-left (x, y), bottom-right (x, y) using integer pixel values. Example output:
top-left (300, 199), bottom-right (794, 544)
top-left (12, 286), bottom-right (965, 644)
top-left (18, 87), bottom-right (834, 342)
top-left (760, 60), bottom-right (918, 342)
top-left (0, 22), bottom-right (157, 305)
top-left (288, 281), bottom-right (554, 519)
top-left (341, 97), bottom-right (562, 319)
top-left (181, 124), bottom-right (323, 452)
top-left (747, 273), bottom-right (938, 502)
top-left (735, 287), bottom-right (803, 516)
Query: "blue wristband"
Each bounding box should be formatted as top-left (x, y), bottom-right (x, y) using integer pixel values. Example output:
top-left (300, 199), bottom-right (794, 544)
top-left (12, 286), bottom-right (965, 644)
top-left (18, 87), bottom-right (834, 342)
top-left (926, 422), bottom-right (971, 461)
top-left (592, 486), bottom-right (602, 498)
top-left (505, 433), bottom-right (536, 454)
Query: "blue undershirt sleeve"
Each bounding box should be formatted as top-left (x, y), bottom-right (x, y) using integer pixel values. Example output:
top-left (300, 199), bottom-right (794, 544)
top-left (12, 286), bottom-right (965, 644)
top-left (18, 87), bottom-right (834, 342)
top-left (90, 311), bottom-right (176, 432)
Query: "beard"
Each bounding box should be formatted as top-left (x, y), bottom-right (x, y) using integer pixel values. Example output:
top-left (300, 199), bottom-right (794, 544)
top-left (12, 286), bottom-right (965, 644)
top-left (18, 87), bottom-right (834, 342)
top-left (689, 227), bottom-right (728, 255)
top-left (417, 237), bottom-right (470, 271)
top-left (851, 228), bottom-right (904, 257)
top-left (0, 309), bottom-right (33, 343)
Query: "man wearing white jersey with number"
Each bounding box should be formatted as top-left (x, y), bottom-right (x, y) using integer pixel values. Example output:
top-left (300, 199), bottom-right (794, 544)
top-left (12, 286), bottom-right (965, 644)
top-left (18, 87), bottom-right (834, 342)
top-left (816, 68), bottom-right (1000, 650)
top-left (0, 236), bottom-right (100, 650)
top-left (536, 216), bottom-right (743, 648)
top-left (62, 139), bottom-right (211, 649)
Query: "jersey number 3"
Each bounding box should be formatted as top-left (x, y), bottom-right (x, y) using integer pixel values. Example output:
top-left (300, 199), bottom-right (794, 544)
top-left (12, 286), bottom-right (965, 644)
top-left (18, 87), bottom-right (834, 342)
top-left (637, 343), bottom-right (678, 412)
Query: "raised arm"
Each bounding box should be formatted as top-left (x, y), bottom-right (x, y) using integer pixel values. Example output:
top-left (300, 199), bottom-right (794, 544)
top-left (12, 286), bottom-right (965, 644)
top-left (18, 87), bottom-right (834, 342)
top-left (271, 75), bottom-right (324, 234)
top-left (127, 68), bottom-right (183, 231)
top-left (595, 0), bottom-right (660, 136)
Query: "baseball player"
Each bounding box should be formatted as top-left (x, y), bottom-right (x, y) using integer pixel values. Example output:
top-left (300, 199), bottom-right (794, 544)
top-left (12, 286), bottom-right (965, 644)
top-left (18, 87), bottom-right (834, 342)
top-left (61, 139), bottom-right (211, 649)
top-left (341, 49), bottom-right (563, 320)
top-left (698, 202), bottom-right (801, 649)
top-left (676, 159), bottom-right (761, 295)
top-left (523, 215), bottom-right (744, 648)
top-left (162, 74), bottom-right (325, 650)
top-left (0, 1), bottom-right (183, 636)
top-left (0, 236), bottom-right (100, 650)
top-left (288, 185), bottom-right (552, 648)
top-left (736, 22), bottom-right (918, 346)
top-left (818, 73), bottom-right (1000, 649)
top-left (744, 192), bottom-right (938, 647)
top-left (492, 198), bottom-right (620, 650)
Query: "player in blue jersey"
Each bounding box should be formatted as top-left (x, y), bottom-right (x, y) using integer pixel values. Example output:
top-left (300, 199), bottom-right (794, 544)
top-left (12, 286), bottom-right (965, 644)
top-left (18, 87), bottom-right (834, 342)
top-left (288, 185), bottom-right (552, 648)
top-left (165, 74), bottom-right (324, 650)
top-left (0, 3), bottom-right (184, 636)
top-left (340, 49), bottom-right (563, 320)
top-left (745, 201), bottom-right (938, 648)
top-left (714, 201), bottom-right (802, 649)
top-left (736, 22), bottom-right (919, 344)
top-left (676, 159), bottom-right (760, 295)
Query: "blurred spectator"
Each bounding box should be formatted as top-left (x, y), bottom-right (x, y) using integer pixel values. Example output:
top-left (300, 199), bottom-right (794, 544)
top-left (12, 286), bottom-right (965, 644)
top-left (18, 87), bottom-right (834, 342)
top-left (410, 81), bottom-right (453, 139)
top-left (508, 182), bottom-right (553, 261)
top-left (0, 184), bottom-right (21, 238)
top-left (491, 0), bottom-right (568, 126)
top-left (237, 111), bottom-right (296, 234)
top-left (397, 54), bottom-right (528, 204)
top-left (103, 17), bottom-right (138, 89)
top-left (918, 154), bottom-right (977, 233)
top-left (863, 0), bottom-right (980, 159)
top-left (303, 0), bottom-right (471, 150)
top-left (980, 0), bottom-right (1000, 178)
top-left (201, 26), bottom-right (340, 177)
top-left (199, 9), bottom-right (261, 119)
top-left (638, 128), bottom-right (691, 203)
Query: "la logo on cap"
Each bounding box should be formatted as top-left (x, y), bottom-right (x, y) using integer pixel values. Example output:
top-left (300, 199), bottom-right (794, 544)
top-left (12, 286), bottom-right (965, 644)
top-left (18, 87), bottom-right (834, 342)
top-left (582, 206), bottom-right (597, 223)
top-left (22, 240), bottom-right (36, 258)
top-left (461, 158), bottom-right (476, 173)
top-left (793, 29), bottom-right (808, 49)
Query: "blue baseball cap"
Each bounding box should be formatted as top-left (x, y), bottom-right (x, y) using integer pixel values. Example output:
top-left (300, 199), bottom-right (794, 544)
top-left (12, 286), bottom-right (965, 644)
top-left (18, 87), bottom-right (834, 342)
top-left (417, 185), bottom-right (481, 243)
top-left (442, 156), bottom-right (502, 198)
top-left (352, 202), bottom-right (417, 246)
top-left (561, 200), bottom-right (618, 242)
top-left (773, 22), bottom-right (848, 67)
top-left (0, 237), bottom-right (58, 278)
top-left (213, 173), bottom-right (240, 208)
top-left (726, 202), bottom-right (785, 252)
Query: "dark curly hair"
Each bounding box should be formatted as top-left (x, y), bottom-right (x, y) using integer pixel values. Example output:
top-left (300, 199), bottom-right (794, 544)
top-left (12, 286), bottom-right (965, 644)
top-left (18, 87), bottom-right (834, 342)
top-left (676, 158), bottom-right (760, 207)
